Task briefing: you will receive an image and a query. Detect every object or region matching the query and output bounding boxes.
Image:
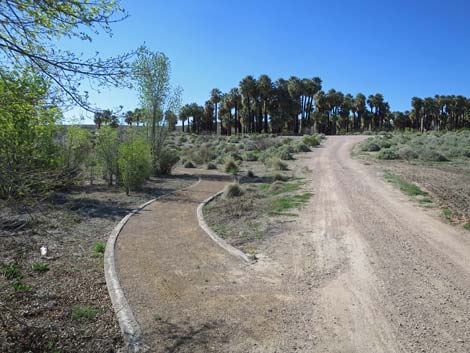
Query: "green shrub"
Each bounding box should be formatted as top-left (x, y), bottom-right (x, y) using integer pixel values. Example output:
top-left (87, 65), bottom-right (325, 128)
top-left (277, 147), bottom-right (293, 160)
top-left (206, 162), bottom-right (217, 170)
top-left (224, 159), bottom-right (239, 174)
top-left (244, 152), bottom-right (258, 161)
top-left (223, 183), bottom-right (243, 199)
top-left (420, 149), bottom-right (449, 162)
top-left (118, 133), bottom-right (151, 194)
top-left (92, 242), bottom-right (106, 257)
top-left (247, 170), bottom-right (255, 178)
top-left (302, 135), bottom-right (320, 147)
top-left (2, 262), bottom-right (21, 280)
top-left (269, 157), bottom-right (288, 171)
top-left (272, 173), bottom-right (287, 181)
top-left (71, 305), bottom-right (100, 321)
top-left (398, 146), bottom-right (418, 160)
top-left (377, 148), bottom-right (398, 160)
top-left (155, 148), bottom-right (179, 175)
top-left (12, 282), bottom-right (31, 292)
top-left (184, 160), bottom-right (195, 168)
top-left (293, 142), bottom-right (311, 153)
top-left (367, 143), bottom-right (381, 152)
top-left (31, 263), bottom-right (49, 272)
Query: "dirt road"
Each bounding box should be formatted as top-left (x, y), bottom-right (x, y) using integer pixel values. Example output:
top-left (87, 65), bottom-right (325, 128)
top-left (116, 136), bottom-right (470, 352)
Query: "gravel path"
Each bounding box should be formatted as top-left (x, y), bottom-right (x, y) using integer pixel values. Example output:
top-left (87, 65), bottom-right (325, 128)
top-left (116, 137), bottom-right (470, 353)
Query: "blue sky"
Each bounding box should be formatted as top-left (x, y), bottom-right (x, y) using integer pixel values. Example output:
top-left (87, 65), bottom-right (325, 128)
top-left (67, 0), bottom-right (470, 123)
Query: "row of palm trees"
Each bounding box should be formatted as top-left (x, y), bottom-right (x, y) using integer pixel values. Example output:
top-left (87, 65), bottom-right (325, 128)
top-left (177, 75), bottom-right (470, 135)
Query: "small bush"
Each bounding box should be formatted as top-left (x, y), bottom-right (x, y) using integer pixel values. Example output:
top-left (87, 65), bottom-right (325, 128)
top-left (420, 149), bottom-right (449, 162)
top-left (293, 142), bottom-right (311, 153)
top-left (71, 305), bottom-right (100, 321)
top-left (303, 135), bottom-right (320, 147)
top-left (31, 263), bottom-right (49, 272)
top-left (377, 148), bottom-right (398, 160)
top-left (12, 282), bottom-right (31, 292)
top-left (269, 158), bottom-right (288, 171)
top-left (118, 134), bottom-right (151, 194)
top-left (2, 262), bottom-right (21, 280)
top-left (223, 183), bottom-right (243, 199)
top-left (206, 162), bottom-right (217, 170)
top-left (184, 160), bottom-right (195, 168)
top-left (247, 170), bottom-right (255, 178)
top-left (366, 143), bottom-right (381, 152)
top-left (155, 149), bottom-right (180, 175)
top-left (244, 152), bottom-right (258, 161)
top-left (272, 173), bottom-right (287, 182)
top-left (224, 159), bottom-right (239, 174)
top-left (268, 181), bottom-right (285, 193)
top-left (92, 242), bottom-right (105, 257)
top-left (277, 147), bottom-right (293, 161)
top-left (398, 146), bottom-right (418, 160)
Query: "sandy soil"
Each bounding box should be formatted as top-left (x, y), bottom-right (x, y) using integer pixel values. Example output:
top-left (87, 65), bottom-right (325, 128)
top-left (0, 174), bottom-right (195, 352)
top-left (116, 136), bottom-right (470, 352)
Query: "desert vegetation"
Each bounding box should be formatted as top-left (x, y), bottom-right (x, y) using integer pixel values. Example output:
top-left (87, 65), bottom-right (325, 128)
top-left (178, 76), bottom-right (470, 136)
top-left (201, 135), bottom-right (320, 255)
top-left (357, 131), bottom-right (470, 229)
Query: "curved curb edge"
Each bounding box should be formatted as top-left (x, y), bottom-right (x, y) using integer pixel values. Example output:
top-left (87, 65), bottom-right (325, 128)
top-left (104, 178), bottom-right (201, 353)
top-left (197, 191), bottom-right (251, 263)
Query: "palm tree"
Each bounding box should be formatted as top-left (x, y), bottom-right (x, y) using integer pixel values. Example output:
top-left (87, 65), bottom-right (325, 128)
top-left (353, 93), bottom-right (367, 130)
top-left (210, 88), bottom-right (222, 134)
top-left (258, 74), bottom-right (273, 133)
top-left (287, 76), bottom-right (302, 134)
top-left (124, 111), bottom-right (134, 126)
top-left (179, 104), bottom-right (191, 132)
top-left (411, 97), bottom-right (424, 131)
top-left (228, 88), bottom-right (242, 134)
top-left (239, 75), bottom-right (257, 133)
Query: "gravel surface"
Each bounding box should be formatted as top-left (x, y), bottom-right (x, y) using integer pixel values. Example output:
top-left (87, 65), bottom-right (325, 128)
top-left (115, 137), bottom-right (470, 352)
top-left (0, 174), bottom-right (195, 352)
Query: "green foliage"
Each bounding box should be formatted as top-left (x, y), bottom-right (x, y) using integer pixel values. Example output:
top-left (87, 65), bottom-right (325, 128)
top-left (268, 182), bottom-right (301, 195)
top-left (0, 70), bottom-right (62, 199)
top-left (441, 208), bottom-right (452, 221)
top-left (184, 160), bottom-right (195, 168)
top-left (59, 126), bottom-right (93, 177)
top-left (223, 183), bottom-right (243, 199)
top-left (302, 135), bottom-right (320, 147)
top-left (71, 305), bottom-right (100, 321)
top-left (292, 142), bottom-right (311, 153)
top-left (206, 162), bottom-right (217, 170)
top-left (155, 149), bottom-right (179, 175)
top-left (384, 171), bottom-right (427, 196)
top-left (2, 262), bottom-right (22, 280)
top-left (268, 158), bottom-right (288, 171)
top-left (31, 263), bottom-right (49, 272)
top-left (118, 131), bottom-right (151, 194)
top-left (224, 159), bottom-right (239, 174)
top-left (377, 148), bottom-right (398, 160)
top-left (270, 193), bottom-right (312, 214)
top-left (96, 126), bottom-right (120, 187)
top-left (92, 242), bottom-right (106, 257)
top-left (463, 223), bottom-right (470, 231)
top-left (12, 281), bottom-right (32, 292)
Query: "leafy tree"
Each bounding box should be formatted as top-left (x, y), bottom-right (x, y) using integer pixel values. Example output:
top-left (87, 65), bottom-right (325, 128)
top-left (132, 46), bottom-right (182, 174)
top-left (118, 130), bottom-right (151, 195)
top-left (0, 70), bottom-right (61, 199)
top-left (96, 126), bottom-right (120, 187)
top-left (0, 0), bottom-right (133, 110)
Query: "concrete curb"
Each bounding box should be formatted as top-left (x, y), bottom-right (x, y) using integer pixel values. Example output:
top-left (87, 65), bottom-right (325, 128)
top-left (104, 178), bottom-right (201, 352)
top-left (197, 191), bottom-right (251, 263)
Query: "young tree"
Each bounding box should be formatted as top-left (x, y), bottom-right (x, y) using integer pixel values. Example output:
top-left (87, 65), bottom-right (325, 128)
top-left (132, 46), bottom-right (182, 175)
